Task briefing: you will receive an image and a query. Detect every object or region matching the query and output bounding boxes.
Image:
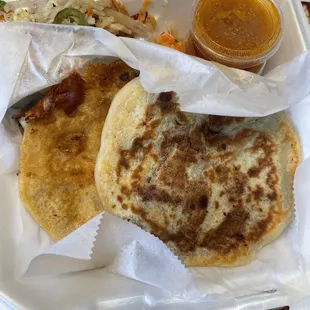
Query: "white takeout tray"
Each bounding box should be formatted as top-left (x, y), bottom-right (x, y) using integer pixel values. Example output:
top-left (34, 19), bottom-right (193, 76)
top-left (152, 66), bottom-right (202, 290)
top-left (296, 0), bottom-right (310, 42)
top-left (0, 0), bottom-right (310, 309)
top-left (264, 0), bottom-right (309, 72)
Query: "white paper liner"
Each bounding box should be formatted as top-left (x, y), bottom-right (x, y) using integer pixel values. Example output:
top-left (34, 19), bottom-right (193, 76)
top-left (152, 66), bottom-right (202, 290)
top-left (0, 28), bottom-right (31, 122)
top-left (0, 0), bottom-right (310, 307)
top-left (2, 20), bottom-right (310, 118)
top-left (18, 209), bottom-right (197, 298)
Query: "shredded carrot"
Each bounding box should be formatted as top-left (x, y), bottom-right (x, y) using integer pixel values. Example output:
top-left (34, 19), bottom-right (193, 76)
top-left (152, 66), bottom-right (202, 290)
top-left (111, 0), bottom-right (129, 15)
top-left (138, 0), bottom-right (151, 22)
top-left (157, 32), bottom-right (184, 52)
top-left (0, 15), bottom-right (3, 21)
top-left (158, 33), bottom-right (175, 45)
top-left (140, 0), bottom-right (152, 13)
top-left (87, 5), bottom-right (93, 16)
top-left (173, 42), bottom-right (184, 52)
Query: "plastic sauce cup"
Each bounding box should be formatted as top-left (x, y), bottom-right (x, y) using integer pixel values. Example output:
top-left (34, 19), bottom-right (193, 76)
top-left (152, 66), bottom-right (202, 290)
top-left (188, 0), bottom-right (284, 74)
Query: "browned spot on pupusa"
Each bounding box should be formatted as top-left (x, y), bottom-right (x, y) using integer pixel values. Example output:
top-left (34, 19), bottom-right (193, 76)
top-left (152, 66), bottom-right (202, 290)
top-left (136, 184), bottom-right (181, 204)
top-left (252, 185), bottom-right (264, 202)
top-left (121, 203), bottom-right (128, 210)
top-left (115, 95), bottom-right (279, 255)
top-left (202, 207), bottom-right (249, 254)
top-left (247, 212), bottom-right (273, 241)
top-left (56, 132), bottom-right (86, 156)
top-left (208, 116), bottom-right (245, 132)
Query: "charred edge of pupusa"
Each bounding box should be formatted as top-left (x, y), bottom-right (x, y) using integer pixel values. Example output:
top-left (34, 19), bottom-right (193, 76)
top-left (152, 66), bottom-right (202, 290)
top-left (23, 95), bottom-right (54, 123)
top-left (20, 72), bottom-right (86, 125)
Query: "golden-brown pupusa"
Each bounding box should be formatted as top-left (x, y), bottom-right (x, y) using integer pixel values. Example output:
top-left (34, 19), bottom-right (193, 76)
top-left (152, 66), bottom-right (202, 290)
top-left (19, 60), bottom-right (136, 241)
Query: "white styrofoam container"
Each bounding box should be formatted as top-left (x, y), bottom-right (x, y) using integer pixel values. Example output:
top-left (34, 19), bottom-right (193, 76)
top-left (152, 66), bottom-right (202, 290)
top-left (0, 1), bottom-right (309, 309)
top-left (264, 0), bottom-right (309, 73)
top-left (294, 1), bottom-right (310, 46)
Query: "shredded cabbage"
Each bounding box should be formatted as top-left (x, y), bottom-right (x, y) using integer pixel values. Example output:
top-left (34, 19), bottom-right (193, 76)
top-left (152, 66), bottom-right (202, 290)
top-left (3, 0), bottom-right (133, 34)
